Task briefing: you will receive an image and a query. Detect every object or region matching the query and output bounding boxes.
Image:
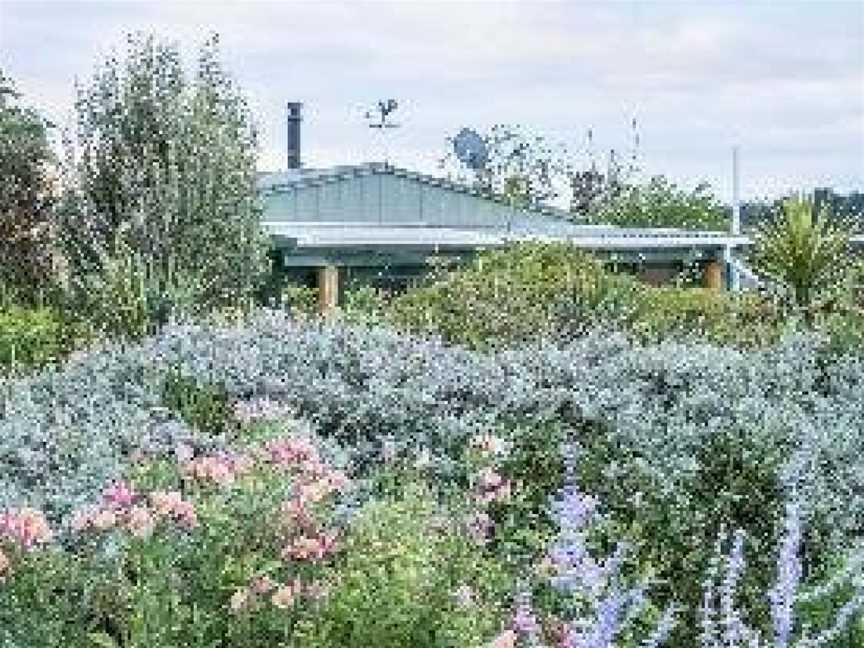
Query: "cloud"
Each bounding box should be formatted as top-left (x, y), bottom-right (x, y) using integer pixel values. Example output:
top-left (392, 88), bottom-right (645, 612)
top-left (1, 0), bottom-right (861, 200)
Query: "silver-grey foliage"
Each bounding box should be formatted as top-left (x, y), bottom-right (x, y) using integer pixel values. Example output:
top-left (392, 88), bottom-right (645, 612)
top-left (1, 310), bottom-right (862, 553)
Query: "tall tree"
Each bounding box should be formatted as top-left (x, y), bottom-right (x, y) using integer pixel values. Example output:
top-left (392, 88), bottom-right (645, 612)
top-left (0, 69), bottom-right (57, 303)
top-left (442, 124), bottom-right (569, 208)
top-left (442, 123), bottom-right (644, 223)
top-left (58, 31), bottom-right (270, 315)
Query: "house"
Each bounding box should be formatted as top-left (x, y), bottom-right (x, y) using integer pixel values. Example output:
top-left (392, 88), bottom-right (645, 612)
top-left (257, 104), bottom-right (751, 312)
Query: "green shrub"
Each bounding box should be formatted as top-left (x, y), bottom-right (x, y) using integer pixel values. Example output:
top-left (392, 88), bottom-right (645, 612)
top-left (387, 242), bottom-right (643, 349)
top-left (0, 545), bottom-right (102, 647)
top-left (281, 283), bottom-right (320, 319)
top-left (160, 366), bottom-right (234, 437)
top-left (303, 479), bottom-right (510, 648)
top-left (594, 175), bottom-right (728, 231)
top-left (627, 286), bottom-right (785, 348)
top-left (0, 305), bottom-right (62, 371)
top-left (341, 284), bottom-right (390, 324)
top-left (488, 419), bottom-right (571, 566)
top-left (795, 546), bottom-right (864, 648)
top-left (386, 241), bottom-right (787, 350)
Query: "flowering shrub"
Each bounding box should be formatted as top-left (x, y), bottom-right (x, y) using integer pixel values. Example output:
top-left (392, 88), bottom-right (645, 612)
top-left (296, 478), bottom-right (512, 648)
top-left (0, 422), bottom-right (357, 647)
top-left (2, 309), bottom-right (864, 644)
top-left (0, 506), bottom-right (53, 549)
top-left (698, 497), bottom-right (864, 647)
top-left (485, 444), bottom-right (863, 648)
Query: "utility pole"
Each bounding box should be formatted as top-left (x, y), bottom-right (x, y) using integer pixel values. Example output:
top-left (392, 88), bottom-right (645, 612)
top-left (727, 146), bottom-right (742, 292)
top-left (732, 146), bottom-right (741, 236)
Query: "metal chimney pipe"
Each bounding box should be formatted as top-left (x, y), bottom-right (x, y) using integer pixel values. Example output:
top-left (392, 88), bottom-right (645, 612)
top-left (286, 102), bottom-right (302, 170)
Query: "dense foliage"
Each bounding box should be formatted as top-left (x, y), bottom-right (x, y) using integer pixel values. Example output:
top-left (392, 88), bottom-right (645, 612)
top-left (592, 175), bottom-right (728, 231)
top-left (0, 304), bottom-right (62, 371)
top-left (0, 70), bottom-right (57, 300)
top-left (1, 308), bottom-right (863, 644)
top-left (385, 242), bottom-right (786, 350)
top-left (749, 196), bottom-right (854, 312)
top-left (56, 31), bottom-right (270, 337)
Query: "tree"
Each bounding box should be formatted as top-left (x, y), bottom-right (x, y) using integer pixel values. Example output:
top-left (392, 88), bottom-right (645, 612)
top-left (749, 196), bottom-right (852, 313)
top-left (592, 175), bottom-right (728, 230)
top-left (0, 69), bottom-right (58, 303)
top-left (442, 122), bottom-right (645, 223)
top-left (57, 31), bottom-right (270, 323)
top-left (442, 124), bottom-right (569, 208)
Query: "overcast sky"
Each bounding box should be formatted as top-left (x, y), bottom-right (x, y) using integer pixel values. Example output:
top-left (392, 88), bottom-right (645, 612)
top-left (1, 0), bottom-right (862, 203)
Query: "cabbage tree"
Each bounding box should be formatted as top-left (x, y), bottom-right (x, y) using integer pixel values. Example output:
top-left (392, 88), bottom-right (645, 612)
top-left (749, 196), bottom-right (851, 313)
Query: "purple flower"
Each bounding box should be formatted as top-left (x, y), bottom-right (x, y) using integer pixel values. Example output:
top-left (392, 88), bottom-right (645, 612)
top-left (550, 483), bottom-right (598, 534)
top-left (578, 586), bottom-right (645, 648)
top-left (768, 500), bottom-right (803, 648)
top-left (720, 530), bottom-right (748, 646)
top-left (511, 586), bottom-right (541, 642)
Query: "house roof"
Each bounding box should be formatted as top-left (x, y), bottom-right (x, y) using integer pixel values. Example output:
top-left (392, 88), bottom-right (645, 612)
top-left (257, 162), bottom-right (580, 222)
top-left (257, 163), bottom-right (752, 258)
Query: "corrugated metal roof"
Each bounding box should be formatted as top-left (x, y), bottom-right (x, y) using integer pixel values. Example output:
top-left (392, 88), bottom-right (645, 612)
top-left (257, 162), bottom-right (581, 222)
top-left (258, 163), bottom-right (753, 253)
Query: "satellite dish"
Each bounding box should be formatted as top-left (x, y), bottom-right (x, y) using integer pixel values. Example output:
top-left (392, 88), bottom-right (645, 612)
top-left (453, 128), bottom-right (488, 170)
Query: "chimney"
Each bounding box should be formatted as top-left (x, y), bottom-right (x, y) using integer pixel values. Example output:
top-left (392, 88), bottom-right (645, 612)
top-left (286, 102), bottom-right (302, 170)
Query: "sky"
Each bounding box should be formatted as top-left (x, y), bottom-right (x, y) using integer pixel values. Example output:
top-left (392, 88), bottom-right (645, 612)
top-left (1, 0), bottom-right (862, 204)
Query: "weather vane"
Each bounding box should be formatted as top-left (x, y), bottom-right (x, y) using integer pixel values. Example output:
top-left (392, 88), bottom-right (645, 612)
top-left (365, 99), bottom-right (401, 129)
top-left (364, 99), bottom-right (401, 166)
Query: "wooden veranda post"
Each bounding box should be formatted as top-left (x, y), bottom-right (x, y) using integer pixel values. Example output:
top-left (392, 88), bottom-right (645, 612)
top-left (702, 260), bottom-right (724, 290)
top-left (317, 265), bottom-right (339, 314)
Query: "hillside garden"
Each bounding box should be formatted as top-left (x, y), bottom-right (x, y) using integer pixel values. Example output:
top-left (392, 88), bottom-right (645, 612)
top-left (1, 31), bottom-right (864, 648)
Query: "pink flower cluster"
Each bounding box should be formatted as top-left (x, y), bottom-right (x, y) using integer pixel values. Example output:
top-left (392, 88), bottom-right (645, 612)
top-left (278, 487), bottom-right (342, 563)
top-left (281, 529), bottom-right (339, 562)
top-left (473, 467), bottom-right (512, 505)
top-left (262, 435), bottom-right (319, 469)
top-left (71, 481), bottom-right (197, 537)
top-left (180, 453), bottom-right (254, 486)
top-left (294, 469), bottom-right (349, 504)
top-left (148, 490), bottom-right (198, 529)
top-left (275, 467), bottom-right (348, 564)
top-left (489, 630), bottom-right (517, 648)
top-left (0, 507), bottom-right (53, 549)
top-left (229, 574), bottom-right (330, 614)
top-left (0, 507), bottom-right (53, 581)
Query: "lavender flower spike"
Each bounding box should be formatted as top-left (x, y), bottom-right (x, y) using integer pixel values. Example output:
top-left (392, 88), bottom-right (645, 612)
top-left (511, 583), bottom-right (541, 646)
top-left (768, 499), bottom-right (803, 648)
top-left (700, 529), bottom-right (726, 648)
top-left (720, 530), bottom-right (748, 648)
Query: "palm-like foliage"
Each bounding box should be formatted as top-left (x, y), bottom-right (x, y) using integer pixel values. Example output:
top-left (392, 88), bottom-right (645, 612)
top-left (750, 197), bottom-right (852, 311)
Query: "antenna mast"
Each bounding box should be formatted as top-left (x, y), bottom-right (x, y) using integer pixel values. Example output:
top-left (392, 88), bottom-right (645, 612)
top-left (629, 116), bottom-right (640, 178)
